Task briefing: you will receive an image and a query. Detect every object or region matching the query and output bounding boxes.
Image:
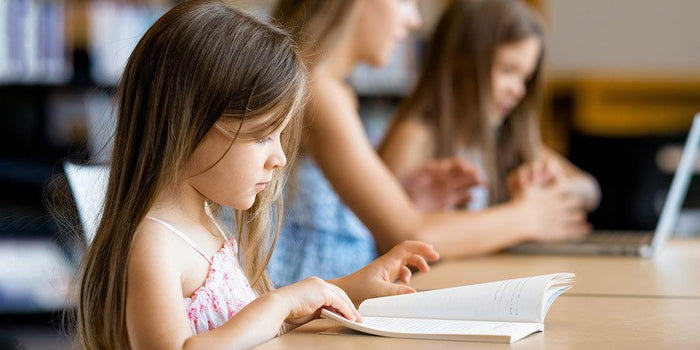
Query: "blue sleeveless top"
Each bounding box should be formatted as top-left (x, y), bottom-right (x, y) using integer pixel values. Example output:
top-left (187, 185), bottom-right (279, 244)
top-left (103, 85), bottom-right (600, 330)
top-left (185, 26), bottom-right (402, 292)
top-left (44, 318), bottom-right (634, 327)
top-left (268, 155), bottom-right (377, 287)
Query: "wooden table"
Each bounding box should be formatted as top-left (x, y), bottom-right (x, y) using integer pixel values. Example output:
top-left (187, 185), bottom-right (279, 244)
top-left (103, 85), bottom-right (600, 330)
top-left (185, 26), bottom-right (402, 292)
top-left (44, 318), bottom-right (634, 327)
top-left (255, 238), bottom-right (700, 349)
top-left (256, 297), bottom-right (700, 350)
top-left (410, 238), bottom-right (700, 298)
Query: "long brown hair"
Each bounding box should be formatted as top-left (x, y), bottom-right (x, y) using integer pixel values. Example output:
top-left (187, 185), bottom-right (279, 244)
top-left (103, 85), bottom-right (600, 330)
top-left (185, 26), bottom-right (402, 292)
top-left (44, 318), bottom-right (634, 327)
top-left (381, 0), bottom-right (545, 203)
top-left (76, 1), bottom-right (306, 348)
top-left (273, 0), bottom-right (359, 69)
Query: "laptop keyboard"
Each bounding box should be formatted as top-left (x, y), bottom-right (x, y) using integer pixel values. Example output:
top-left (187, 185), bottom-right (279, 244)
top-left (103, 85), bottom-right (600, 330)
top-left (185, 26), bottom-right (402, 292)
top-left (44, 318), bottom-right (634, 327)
top-left (580, 231), bottom-right (654, 245)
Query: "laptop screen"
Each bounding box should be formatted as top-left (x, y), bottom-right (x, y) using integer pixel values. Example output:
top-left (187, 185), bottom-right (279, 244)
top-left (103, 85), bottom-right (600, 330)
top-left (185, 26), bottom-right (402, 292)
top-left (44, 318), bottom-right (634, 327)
top-left (648, 113), bottom-right (700, 256)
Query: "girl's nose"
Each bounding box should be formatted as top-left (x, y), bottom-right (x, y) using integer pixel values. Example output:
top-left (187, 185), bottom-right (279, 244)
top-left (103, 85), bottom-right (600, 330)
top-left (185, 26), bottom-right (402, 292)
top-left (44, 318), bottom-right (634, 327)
top-left (407, 3), bottom-right (423, 29)
top-left (268, 143), bottom-right (287, 169)
top-left (510, 79), bottom-right (526, 100)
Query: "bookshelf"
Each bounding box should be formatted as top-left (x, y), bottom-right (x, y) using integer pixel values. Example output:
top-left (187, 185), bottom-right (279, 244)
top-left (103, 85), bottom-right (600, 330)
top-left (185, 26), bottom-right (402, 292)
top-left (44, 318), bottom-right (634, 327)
top-left (0, 0), bottom-right (177, 315)
top-left (0, 0), bottom-right (71, 84)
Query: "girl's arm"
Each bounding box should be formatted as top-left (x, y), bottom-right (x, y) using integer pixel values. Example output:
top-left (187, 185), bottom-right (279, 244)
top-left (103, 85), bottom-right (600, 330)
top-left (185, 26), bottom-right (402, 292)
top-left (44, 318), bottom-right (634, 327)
top-left (126, 224), bottom-right (358, 350)
top-left (185, 277), bottom-right (359, 350)
top-left (380, 117), bottom-right (591, 246)
top-left (306, 76), bottom-right (539, 256)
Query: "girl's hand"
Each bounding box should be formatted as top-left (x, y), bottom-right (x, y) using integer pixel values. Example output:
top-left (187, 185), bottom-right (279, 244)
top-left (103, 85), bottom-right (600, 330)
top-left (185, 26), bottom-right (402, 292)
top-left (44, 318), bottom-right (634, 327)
top-left (507, 157), bottom-right (565, 197)
top-left (273, 277), bottom-right (361, 325)
top-left (515, 184), bottom-right (591, 242)
top-left (330, 241), bottom-right (440, 305)
top-left (401, 158), bottom-right (484, 211)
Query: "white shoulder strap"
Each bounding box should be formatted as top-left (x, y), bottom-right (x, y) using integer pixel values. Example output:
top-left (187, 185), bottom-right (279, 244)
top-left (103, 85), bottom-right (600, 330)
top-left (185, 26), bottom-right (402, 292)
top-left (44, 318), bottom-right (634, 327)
top-left (145, 216), bottom-right (213, 264)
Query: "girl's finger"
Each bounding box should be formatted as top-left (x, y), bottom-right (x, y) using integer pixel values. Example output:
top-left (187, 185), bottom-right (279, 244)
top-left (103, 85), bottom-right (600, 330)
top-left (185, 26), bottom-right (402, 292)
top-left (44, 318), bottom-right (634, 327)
top-left (327, 295), bottom-right (356, 322)
top-left (399, 265), bottom-right (412, 284)
top-left (327, 284), bottom-right (360, 322)
top-left (404, 254), bottom-right (431, 272)
top-left (395, 241), bottom-right (440, 261)
top-left (394, 284), bottom-right (416, 295)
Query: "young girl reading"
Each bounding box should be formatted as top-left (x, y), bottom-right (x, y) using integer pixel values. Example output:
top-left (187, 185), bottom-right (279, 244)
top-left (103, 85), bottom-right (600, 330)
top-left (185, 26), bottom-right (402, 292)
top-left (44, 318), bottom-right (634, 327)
top-left (269, 0), bottom-right (591, 287)
top-left (379, 0), bottom-right (600, 235)
top-left (75, 1), bottom-right (438, 349)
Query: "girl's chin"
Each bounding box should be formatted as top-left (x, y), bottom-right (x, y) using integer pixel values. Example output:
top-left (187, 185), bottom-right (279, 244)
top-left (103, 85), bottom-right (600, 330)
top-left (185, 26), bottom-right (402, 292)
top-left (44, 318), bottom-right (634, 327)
top-left (487, 113), bottom-right (506, 128)
top-left (365, 46), bottom-right (396, 68)
top-left (365, 55), bottom-right (389, 68)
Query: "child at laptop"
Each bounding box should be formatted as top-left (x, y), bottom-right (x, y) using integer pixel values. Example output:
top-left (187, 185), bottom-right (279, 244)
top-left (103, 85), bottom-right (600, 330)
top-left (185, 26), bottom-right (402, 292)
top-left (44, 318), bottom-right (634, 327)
top-left (380, 0), bottom-right (600, 240)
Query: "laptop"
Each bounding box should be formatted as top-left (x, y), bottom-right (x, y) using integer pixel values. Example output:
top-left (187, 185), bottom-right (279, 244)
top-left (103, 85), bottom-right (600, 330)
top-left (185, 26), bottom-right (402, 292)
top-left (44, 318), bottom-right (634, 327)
top-left (510, 113), bottom-right (700, 258)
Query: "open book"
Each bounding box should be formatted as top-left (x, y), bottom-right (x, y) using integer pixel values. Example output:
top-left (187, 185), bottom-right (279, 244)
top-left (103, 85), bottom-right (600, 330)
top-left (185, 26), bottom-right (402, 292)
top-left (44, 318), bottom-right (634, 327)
top-left (321, 273), bottom-right (574, 343)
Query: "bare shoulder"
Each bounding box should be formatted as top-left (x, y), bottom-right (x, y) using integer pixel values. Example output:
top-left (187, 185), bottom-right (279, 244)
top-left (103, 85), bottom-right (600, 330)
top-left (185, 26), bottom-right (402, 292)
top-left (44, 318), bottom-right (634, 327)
top-left (128, 218), bottom-right (186, 278)
top-left (308, 71), bottom-right (357, 122)
top-left (380, 115), bottom-right (435, 176)
top-left (303, 70), bottom-right (373, 156)
top-left (388, 116), bottom-right (433, 143)
top-left (380, 115), bottom-right (434, 155)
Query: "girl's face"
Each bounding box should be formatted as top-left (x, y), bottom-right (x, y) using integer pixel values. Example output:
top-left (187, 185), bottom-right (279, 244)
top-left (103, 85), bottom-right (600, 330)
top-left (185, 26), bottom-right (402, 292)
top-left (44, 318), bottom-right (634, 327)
top-left (487, 36), bottom-right (542, 127)
top-left (186, 115), bottom-right (290, 210)
top-left (353, 0), bottom-right (422, 67)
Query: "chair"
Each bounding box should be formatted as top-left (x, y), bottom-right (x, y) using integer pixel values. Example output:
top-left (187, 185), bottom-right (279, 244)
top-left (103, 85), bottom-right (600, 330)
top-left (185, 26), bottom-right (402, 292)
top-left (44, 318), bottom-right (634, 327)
top-left (63, 162), bottom-right (110, 244)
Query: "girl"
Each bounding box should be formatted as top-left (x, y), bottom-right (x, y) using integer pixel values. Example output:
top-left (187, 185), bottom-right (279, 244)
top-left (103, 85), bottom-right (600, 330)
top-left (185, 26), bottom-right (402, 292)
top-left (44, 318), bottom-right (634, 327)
top-left (76, 1), bottom-right (439, 349)
top-left (380, 0), bottom-right (600, 238)
top-left (268, 0), bottom-right (591, 288)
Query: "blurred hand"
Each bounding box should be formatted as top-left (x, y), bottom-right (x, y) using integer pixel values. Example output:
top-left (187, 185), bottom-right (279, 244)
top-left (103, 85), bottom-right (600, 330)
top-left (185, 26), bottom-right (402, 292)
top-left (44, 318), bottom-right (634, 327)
top-left (507, 157), bottom-right (565, 198)
top-left (331, 241), bottom-right (440, 305)
top-left (274, 276), bottom-right (361, 325)
top-left (402, 157), bottom-right (484, 211)
top-left (515, 184), bottom-right (592, 242)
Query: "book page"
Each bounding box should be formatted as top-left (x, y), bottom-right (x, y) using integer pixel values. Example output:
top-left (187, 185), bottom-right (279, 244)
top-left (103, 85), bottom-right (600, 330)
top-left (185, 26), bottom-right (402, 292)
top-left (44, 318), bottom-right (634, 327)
top-left (321, 309), bottom-right (542, 343)
top-left (359, 273), bottom-right (573, 323)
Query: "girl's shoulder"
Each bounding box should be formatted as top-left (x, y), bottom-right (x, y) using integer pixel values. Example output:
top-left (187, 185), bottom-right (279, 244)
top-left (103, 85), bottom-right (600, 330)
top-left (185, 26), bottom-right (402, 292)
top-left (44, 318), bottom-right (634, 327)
top-left (382, 116), bottom-right (435, 152)
top-left (394, 116), bottom-right (432, 136)
top-left (310, 71), bottom-right (357, 113)
top-left (130, 219), bottom-right (182, 261)
top-left (129, 218), bottom-right (196, 277)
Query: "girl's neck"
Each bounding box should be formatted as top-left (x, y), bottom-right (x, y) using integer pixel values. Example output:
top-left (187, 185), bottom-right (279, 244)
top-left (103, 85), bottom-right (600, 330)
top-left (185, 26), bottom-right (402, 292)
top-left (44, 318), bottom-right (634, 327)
top-left (150, 182), bottom-right (210, 226)
top-left (316, 29), bottom-right (361, 82)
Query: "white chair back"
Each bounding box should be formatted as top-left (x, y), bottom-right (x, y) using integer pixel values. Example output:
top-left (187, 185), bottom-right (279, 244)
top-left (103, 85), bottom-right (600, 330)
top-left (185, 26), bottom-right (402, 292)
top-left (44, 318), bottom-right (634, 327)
top-left (63, 162), bottom-right (109, 244)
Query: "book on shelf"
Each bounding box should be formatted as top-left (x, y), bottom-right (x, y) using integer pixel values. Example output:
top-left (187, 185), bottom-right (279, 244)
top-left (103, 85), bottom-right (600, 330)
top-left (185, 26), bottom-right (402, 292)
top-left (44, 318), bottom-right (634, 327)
top-left (321, 273), bottom-right (574, 344)
top-left (1, 0), bottom-right (71, 84)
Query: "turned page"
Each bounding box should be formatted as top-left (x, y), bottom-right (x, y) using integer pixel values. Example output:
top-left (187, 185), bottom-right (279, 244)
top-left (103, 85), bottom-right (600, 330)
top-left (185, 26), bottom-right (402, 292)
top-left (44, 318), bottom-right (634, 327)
top-left (358, 273), bottom-right (574, 324)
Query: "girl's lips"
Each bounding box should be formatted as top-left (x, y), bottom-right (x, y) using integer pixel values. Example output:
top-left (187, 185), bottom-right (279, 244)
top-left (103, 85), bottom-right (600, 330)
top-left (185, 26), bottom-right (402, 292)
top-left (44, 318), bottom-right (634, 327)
top-left (255, 182), bottom-right (269, 191)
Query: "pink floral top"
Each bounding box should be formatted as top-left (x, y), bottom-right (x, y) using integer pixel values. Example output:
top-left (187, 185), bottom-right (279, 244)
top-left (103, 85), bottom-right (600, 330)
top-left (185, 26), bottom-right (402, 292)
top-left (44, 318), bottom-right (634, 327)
top-left (146, 217), bottom-right (257, 335)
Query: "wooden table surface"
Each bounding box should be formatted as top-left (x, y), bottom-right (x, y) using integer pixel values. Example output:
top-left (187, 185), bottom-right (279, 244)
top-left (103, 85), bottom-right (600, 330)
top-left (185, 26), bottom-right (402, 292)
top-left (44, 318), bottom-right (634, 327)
top-left (254, 238), bottom-right (700, 349)
top-left (255, 296), bottom-right (700, 350)
top-left (410, 238), bottom-right (700, 298)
